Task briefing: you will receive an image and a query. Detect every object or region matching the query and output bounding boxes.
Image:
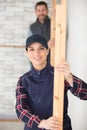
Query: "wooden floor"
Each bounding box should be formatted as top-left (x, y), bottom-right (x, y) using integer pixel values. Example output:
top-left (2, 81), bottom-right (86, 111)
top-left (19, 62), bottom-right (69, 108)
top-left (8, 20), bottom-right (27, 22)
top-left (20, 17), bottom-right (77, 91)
top-left (0, 121), bottom-right (24, 130)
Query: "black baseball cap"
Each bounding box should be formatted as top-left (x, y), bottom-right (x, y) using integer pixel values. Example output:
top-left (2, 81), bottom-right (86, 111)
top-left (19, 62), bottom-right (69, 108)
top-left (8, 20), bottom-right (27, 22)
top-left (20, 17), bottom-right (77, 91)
top-left (26, 34), bottom-right (48, 50)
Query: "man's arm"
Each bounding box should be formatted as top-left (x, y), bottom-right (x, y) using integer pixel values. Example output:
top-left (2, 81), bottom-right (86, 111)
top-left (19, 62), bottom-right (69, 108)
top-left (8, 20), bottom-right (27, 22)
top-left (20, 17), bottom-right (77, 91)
top-left (28, 27), bottom-right (33, 37)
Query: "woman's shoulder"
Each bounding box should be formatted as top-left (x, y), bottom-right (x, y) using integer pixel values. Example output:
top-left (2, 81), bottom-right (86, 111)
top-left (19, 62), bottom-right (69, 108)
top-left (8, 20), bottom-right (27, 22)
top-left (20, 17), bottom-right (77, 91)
top-left (19, 70), bottom-right (32, 81)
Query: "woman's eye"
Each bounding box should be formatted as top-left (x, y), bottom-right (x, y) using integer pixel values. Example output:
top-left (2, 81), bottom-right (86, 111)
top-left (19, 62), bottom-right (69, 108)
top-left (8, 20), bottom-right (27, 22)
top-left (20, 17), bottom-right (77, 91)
top-left (39, 47), bottom-right (45, 50)
top-left (29, 48), bottom-right (34, 51)
top-left (28, 47), bottom-right (45, 52)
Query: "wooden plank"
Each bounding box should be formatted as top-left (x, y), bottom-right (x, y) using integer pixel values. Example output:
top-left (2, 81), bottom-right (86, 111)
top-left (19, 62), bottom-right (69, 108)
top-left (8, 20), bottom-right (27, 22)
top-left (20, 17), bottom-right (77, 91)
top-left (50, 0), bottom-right (56, 66)
top-left (0, 45), bottom-right (25, 48)
top-left (50, 0), bottom-right (56, 38)
top-left (53, 0), bottom-right (66, 130)
top-left (0, 119), bottom-right (20, 122)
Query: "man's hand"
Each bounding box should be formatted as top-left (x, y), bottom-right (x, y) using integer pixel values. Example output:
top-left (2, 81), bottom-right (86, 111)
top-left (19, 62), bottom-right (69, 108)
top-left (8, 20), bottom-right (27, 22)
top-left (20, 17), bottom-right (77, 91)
top-left (48, 38), bottom-right (55, 48)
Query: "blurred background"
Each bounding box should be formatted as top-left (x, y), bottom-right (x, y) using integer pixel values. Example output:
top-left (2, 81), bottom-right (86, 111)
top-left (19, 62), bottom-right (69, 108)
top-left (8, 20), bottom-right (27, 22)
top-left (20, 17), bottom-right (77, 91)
top-left (0, 0), bottom-right (87, 130)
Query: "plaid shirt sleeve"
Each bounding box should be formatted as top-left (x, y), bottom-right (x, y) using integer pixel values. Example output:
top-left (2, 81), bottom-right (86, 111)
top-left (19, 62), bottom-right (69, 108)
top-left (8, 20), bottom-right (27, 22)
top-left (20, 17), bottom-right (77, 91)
top-left (15, 77), bottom-right (43, 130)
top-left (65, 74), bottom-right (87, 100)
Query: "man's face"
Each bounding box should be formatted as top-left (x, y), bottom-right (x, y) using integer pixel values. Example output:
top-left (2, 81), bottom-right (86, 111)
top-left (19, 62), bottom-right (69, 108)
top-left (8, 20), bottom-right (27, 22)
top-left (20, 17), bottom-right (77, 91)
top-left (35, 5), bottom-right (48, 22)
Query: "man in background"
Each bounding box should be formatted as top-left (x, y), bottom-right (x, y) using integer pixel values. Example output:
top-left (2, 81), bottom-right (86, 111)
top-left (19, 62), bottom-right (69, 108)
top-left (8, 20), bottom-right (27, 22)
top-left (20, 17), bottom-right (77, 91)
top-left (29, 1), bottom-right (51, 63)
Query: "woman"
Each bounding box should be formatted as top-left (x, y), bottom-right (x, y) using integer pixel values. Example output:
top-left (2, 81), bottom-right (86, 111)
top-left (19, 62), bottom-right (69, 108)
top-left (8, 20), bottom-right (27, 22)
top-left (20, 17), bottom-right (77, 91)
top-left (15, 34), bottom-right (87, 130)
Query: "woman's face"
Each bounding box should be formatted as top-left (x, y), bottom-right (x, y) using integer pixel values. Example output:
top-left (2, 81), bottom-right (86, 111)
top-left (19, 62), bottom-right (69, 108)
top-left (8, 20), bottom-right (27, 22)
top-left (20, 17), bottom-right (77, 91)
top-left (26, 42), bottom-right (49, 70)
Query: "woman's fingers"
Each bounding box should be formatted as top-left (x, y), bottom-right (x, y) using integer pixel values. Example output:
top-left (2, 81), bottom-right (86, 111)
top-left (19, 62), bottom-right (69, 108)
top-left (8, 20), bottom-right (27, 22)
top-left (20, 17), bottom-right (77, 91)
top-left (38, 116), bottom-right (62, 130)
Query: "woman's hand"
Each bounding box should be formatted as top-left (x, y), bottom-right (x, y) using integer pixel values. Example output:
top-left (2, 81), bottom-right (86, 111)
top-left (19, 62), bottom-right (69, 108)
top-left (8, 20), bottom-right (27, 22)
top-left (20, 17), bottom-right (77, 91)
top-left (55, 61), bottom-right (73, 86)
top-left (38, 116), bottom-right (62, 130)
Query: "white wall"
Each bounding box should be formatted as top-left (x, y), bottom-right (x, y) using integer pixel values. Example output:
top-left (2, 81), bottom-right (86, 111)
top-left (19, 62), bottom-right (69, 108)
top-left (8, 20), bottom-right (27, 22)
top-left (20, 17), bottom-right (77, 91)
top-left (67, 0), bottom-right (87, 130)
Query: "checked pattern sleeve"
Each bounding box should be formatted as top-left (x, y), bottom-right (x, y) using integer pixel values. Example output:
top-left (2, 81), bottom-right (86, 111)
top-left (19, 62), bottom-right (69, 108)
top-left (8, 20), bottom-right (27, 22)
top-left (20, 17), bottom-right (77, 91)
top-left (15, 77), bottom-right (43, 130)
top-left (65, 75), bottom-right (87, 100)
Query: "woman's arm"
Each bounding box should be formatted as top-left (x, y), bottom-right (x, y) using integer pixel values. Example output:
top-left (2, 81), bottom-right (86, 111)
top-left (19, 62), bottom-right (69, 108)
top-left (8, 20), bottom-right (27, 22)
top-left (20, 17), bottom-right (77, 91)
top-left (55, 61), bottom-right (87, 100)
top-left (70, 75), bottom-right (87, 100)
top-left (15, 77), bottom-right (42, 129)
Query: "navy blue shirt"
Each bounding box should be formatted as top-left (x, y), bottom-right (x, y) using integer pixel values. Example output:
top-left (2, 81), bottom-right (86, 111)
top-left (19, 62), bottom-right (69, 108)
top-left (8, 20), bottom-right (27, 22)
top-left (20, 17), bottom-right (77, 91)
top-left (15, 63), bottom-right (87, 130)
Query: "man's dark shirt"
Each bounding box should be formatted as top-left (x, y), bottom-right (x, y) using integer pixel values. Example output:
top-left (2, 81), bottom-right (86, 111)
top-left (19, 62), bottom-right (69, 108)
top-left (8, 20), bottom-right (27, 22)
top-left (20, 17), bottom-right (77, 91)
top-left (30, 16), bottom-right (50, 63)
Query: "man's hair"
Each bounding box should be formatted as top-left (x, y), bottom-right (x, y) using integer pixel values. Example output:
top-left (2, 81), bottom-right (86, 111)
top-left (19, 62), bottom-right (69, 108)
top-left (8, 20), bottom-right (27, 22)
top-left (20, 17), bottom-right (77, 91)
top-left (35, 1), bottom-right (48, 10)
